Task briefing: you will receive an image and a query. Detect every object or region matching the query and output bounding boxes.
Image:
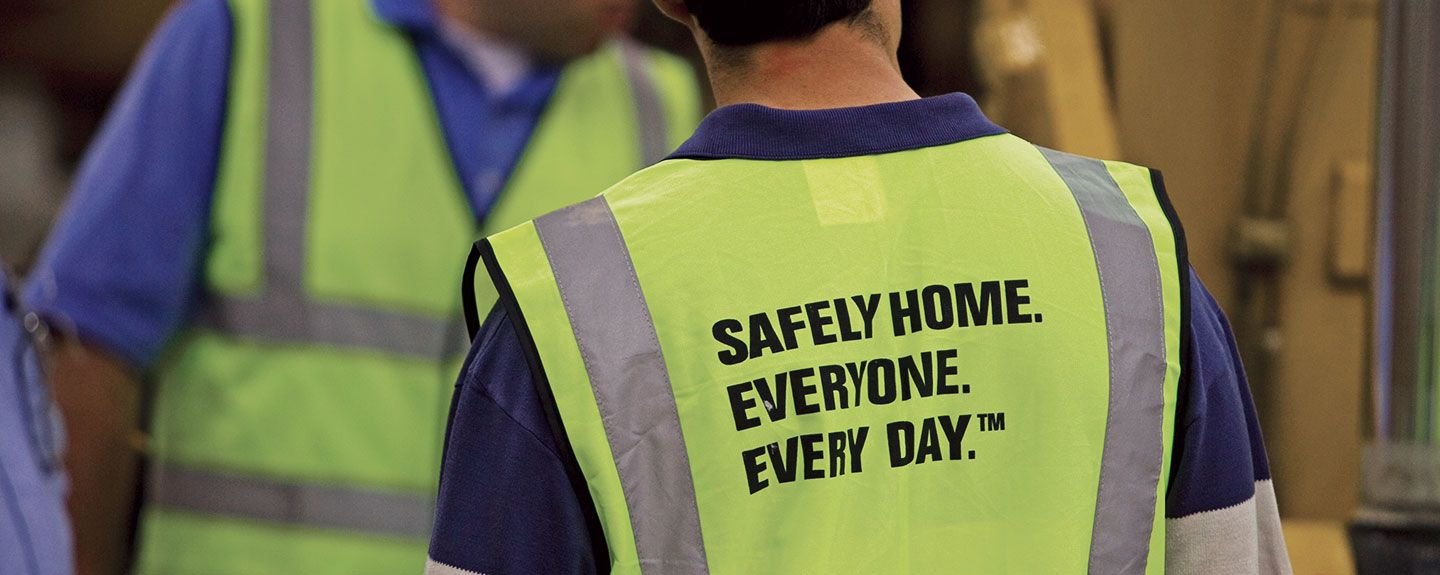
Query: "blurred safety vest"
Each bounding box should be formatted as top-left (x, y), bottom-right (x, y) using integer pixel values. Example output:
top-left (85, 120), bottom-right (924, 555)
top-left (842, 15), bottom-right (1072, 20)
top-left (135, 0), bottom-right (699, 572)
top-left (470, 135), bottom-right (1186, 573)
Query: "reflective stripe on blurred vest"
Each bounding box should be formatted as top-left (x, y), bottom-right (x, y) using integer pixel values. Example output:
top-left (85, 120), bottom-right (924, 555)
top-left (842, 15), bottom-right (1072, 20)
top-left (135, 0), bottom-right (699, 572)
top-left (472, 136), bottom-right (1186, 574)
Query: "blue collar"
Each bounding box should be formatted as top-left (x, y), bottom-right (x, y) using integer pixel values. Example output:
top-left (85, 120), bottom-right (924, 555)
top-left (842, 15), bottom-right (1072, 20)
top-left (668, 93), bottom-right (1006, 161)
top-left (370, 0), bottom-right (436, 31)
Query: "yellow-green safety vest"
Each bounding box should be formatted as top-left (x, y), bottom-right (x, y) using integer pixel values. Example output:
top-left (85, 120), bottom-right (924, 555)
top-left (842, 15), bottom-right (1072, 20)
top-left (135, 0), bottom-right (700, 572)
top-left (473, 133), bottom-right (1187, 573)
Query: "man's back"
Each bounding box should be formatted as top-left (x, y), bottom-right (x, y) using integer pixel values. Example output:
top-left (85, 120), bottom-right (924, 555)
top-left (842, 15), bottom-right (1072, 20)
top-left (461, 94), bottom-right (1203, 573)
top-left (431, 1), bottom-right (1290, 572)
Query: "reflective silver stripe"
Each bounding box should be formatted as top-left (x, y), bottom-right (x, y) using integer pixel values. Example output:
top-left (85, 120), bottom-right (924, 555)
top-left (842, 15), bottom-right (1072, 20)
top-left (202, 0), bottom-right (462, 359)
top-left (534, 197), bottom-right (709, 574)
top-left (201, 298), bottom-right (458, 359)
top-left (149, 464), bottom-right (434, 540)
top-left (262, 0), bottom-right (312, 305)
top-left (618, 39), bottom-right (671, 166)
top-left (1041, 148), bottom-right (1167, 575)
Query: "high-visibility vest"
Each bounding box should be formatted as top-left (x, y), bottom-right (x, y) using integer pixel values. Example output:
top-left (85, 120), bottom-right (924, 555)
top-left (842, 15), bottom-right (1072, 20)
top-left (473, 132), bottom-right (1187, 573)
top-left (135, 0), bottom-right (699, 572)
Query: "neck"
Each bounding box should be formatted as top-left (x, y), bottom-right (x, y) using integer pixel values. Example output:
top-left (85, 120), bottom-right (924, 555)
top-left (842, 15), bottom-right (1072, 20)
top-left (703, 25), bottom-right (920, 110)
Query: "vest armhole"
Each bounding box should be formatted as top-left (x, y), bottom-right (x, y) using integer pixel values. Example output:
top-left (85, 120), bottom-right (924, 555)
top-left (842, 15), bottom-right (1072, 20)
top-left (1151, 168), bottom-right (1195, 496)
top-left (463, 242), bottom-right (485, 341)
top-left (472, 238), bottom-right (613, 572)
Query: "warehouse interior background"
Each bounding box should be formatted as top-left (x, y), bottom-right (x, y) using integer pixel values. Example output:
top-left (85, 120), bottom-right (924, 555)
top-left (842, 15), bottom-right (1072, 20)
top-left (0, 0), bottom-right (1409, 572)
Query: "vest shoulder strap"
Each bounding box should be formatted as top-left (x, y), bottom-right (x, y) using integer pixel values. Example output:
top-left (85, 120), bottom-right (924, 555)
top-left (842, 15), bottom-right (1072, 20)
top-left (463, 242), bottom-right (486, 340)
top-left (464, 235), bottom-right (613, 569)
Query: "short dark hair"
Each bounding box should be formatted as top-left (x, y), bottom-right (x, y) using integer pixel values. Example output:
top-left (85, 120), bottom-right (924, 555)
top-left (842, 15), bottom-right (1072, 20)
top-left (683, 0), bottom-right (875, 47)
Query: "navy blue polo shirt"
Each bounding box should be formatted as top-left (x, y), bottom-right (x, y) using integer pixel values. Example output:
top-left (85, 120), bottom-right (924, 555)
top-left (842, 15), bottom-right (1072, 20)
top-left (430, 94), bottom-right (1275, 574)
top-left (23, 0), bottom-right (561, 368)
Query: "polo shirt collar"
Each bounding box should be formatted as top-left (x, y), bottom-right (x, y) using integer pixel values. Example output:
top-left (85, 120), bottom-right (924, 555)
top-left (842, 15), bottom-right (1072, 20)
top-left (668, 92), bottom-right (1006, 161)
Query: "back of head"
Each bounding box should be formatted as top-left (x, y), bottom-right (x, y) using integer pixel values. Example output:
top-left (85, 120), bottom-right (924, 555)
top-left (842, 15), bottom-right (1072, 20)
top-left (682, 0), bottom-right (873, 46)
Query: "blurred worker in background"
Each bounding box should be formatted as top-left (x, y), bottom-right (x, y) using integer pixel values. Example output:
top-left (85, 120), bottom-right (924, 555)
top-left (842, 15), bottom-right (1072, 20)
top-left (1, 263), bottom-right (73, 575)
top-left (431, 0), bottom-right (1291, 573)
top-left (23, 0), bottom-right (700, 572)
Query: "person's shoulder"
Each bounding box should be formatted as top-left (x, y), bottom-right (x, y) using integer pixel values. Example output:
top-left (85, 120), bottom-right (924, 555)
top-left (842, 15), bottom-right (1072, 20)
top-left (596, 154), bottom-right (715, 207)
top-left (1185, 270), bottom-right (1249, 395)
top-left (1168, 269), bottom-right (1272, 516)
top-left (456, 305), bottom-right (565, 454)
top-left (460, 305), bottom-right (524, 395)
top-left (1016, 142), bottom-right (1164, 188)
top-left (162, 0), bottom-right (235, 39)
top-left (1183, 269), bottom-right (1247, 421)
top-left (131, 0), bottom-right (235, 81)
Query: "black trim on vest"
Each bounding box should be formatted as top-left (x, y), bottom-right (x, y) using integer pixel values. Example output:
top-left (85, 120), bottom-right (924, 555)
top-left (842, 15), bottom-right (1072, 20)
top-left (463, 242), bottom-right (485, 341)
top-left (1150, 169), bottom-right (1195, 494)
top-left (475, 238), bottom-right (613, 572)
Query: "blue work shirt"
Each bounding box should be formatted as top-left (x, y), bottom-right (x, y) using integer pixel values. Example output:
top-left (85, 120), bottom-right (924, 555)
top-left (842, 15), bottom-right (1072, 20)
top-left (24, 0), bottom-right (561, 368)
top-left (430, 96), bottom-right (1281, 574)
top-left (0, 267), bottom-right (73, 575)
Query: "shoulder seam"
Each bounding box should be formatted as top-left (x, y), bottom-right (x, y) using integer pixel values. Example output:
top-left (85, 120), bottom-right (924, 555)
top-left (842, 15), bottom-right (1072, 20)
top-left (465, 381), bottom-right (566, 463)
